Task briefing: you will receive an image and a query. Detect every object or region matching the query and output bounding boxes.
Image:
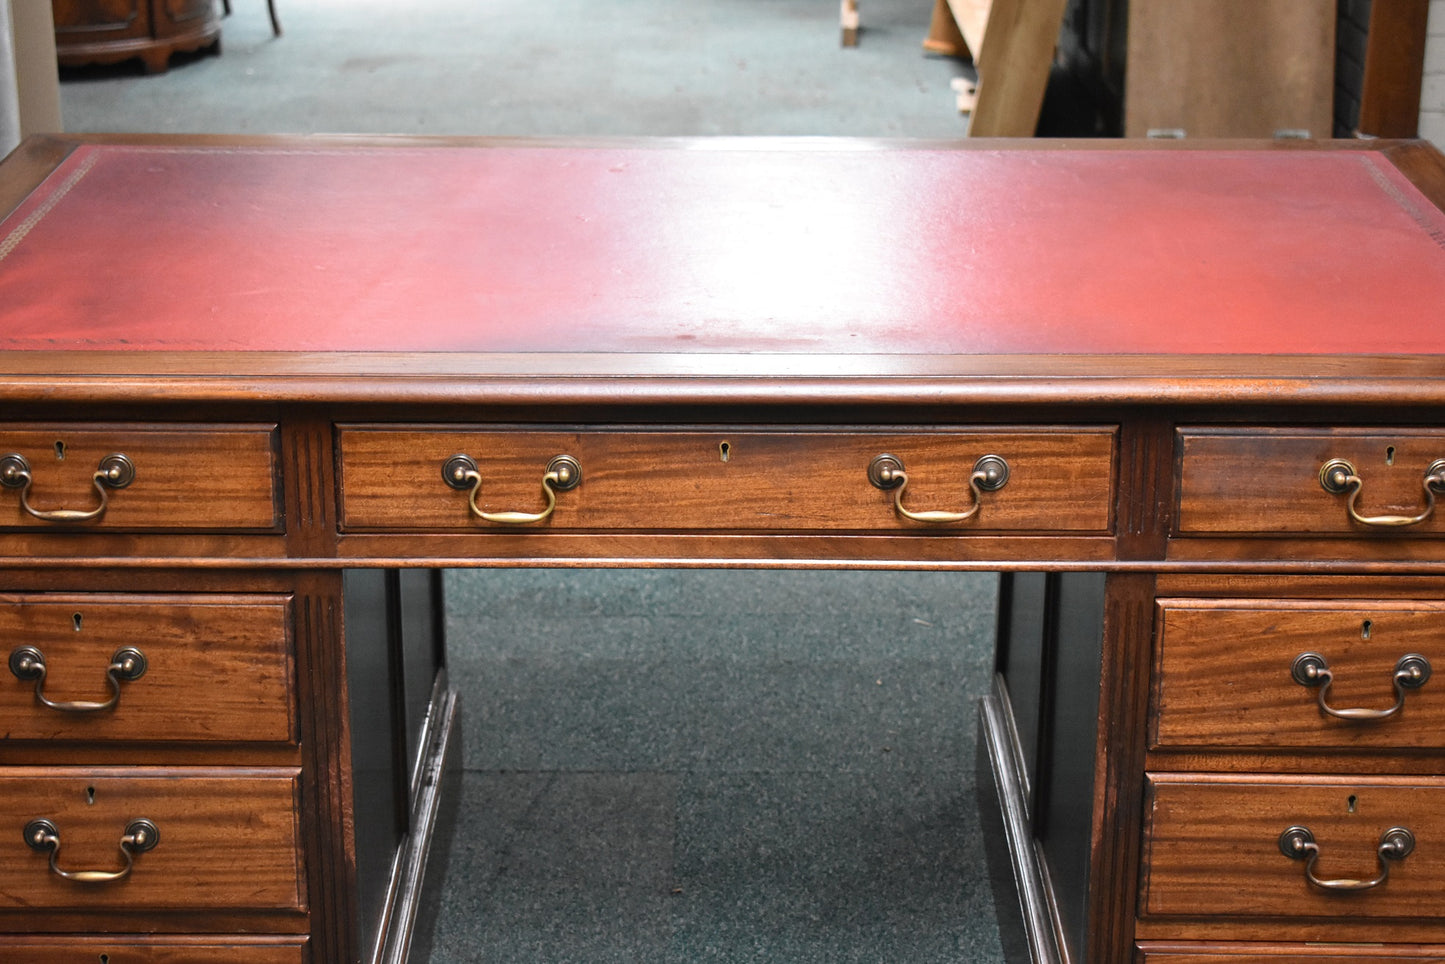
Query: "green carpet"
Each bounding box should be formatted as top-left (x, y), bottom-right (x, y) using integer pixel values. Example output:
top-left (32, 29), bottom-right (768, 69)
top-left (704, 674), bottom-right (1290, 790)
top-left (433, 569), bottom-right (1007, 962)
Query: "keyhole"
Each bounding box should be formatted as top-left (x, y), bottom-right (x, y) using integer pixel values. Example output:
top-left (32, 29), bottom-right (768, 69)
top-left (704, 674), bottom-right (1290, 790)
top-left (73, 612), bottom-right (83, 632)
top-left (719, 441), bottom-right (731, 463)
top-left (100, 956), bottom-right (109, 964)
top-left (1361, 619), bottom-right (1372, 640)
top-left (1347, 794), bottom-right (1358, 814)
top-left (1386, 446), bottom-right (1396, 465)
top-left (54, 440), bottom-right (66, 461)
top-left (86, 786), bottom-right (96, 805)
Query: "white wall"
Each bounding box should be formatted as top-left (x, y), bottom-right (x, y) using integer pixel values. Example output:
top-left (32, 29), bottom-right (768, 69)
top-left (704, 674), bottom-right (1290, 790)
top-left (1421, 0), bottom-right (1445, 145)
top-left (0, 0), bottom-right (60, 158)
top-left (0, 1), bottom-right (21, 155)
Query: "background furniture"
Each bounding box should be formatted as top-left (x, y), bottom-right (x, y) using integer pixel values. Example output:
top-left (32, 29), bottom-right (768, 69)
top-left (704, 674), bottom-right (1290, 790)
top-left (1123, 0), bottom-right (1335, 138)
top-left (3, 134), bottom-right (1445, 963)
top-left (924, 0), bottom-right (1070, 135)
top-left (1357, 0), bottom-right (1430, 138)
top-left (935, 0), bottom-right (1339, 137)
top-left (221, 0), bottom-right (281, 38)
top-left (50, 0), bottom-right (221, 73)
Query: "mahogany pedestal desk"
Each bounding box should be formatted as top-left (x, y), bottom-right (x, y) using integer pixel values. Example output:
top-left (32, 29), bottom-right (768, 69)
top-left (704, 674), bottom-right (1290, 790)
top-left (4, 134), bottom-right (1445, 964)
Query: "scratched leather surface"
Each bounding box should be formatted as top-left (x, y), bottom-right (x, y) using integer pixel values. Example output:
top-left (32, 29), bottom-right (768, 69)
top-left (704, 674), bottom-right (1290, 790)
top-left (3, 143), bottom-right (1444, 354)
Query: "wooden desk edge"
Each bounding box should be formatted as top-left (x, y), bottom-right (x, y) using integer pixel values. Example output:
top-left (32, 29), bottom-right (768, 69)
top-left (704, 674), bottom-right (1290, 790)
top-left (0, 352), bottom-right (1443, 407)
top-left (5, 131), bottom-right (1444, 221)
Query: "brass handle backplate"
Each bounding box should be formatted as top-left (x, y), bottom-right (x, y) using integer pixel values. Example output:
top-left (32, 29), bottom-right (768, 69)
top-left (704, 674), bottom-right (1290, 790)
top-left (1290, 651), bottom-right (1431, 721)
top-left (8, 645), bottom-right (147, 713)
top-left (1279, 825), bottom-right (1415, 892)
top-left (23, 817), bottom-right (159, 883)
top-left (443, 453), bottom-right (581, 524)
top-left (868, 453), bottom-right (1009, 524)
top-left (0, 453), bottom-right (135, 524)
top-left (1319, 458), bottom-right (1445, 527)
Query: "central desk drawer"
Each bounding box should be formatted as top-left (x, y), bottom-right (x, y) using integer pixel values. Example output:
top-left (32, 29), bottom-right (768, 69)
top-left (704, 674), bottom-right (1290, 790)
top-left (0, 767), bottom-right (303, 912)
top-left (1152, 599), bottom-right (1445, 751)
top-left (0, 594), bottom-right (295, 744)
top-left (336, 426), bottom-right (1116, 533)
top-left (1142, 775), bottom-right (1445, 921)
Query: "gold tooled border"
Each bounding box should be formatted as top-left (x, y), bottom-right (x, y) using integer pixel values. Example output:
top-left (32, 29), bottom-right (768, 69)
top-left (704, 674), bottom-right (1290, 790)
top-left (1361, 151), bottom-right (1445, 252)
top-left (0, 150), bottom-right (99, 264)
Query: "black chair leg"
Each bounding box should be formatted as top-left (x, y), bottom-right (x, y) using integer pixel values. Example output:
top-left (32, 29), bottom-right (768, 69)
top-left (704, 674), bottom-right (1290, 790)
top-left (267, 0), bottom-right (281, 35)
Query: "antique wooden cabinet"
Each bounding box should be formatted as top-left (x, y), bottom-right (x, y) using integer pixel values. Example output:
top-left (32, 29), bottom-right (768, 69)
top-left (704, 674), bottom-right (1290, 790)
top-left (51, 0), bottom-right (221, 73)
top-left (3, 134), bottom-right (1445, 962)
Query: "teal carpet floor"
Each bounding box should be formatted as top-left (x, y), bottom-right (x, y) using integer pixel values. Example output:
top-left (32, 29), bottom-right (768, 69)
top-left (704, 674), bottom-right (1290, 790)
top-left (432, 569), bottom-right (1007, 962)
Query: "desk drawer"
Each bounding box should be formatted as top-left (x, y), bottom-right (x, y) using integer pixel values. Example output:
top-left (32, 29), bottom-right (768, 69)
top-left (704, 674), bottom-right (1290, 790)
top-left (1142, 775), bottom-right (1445, 921)
top-left (1153, 599), bottom-right (1445, 751)
top-left (1137, 943), bottom-right (1445, 961)
top-left (1177, 428), bottom-right (1445, 536)
top-left (0, 936), bottom-right (307, 962)
top-left (0, 424), bottom-right (281, 532)
top-left (0, 594), bottom-right (295, 744)
top-left (0, 767), bottom-right (303, 911)
top-left (337, 426), bottom-right (1116, 533)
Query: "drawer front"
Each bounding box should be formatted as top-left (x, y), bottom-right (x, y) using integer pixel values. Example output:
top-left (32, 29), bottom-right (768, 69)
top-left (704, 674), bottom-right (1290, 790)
top-left (1138, 944), bottom-right (1445, 962)
top-left (1142, 775), bottom-right (1445, 921)
top-left (1153, 599), bottom-right (1445, 750)
top-left (1177, 428), bottom-right (1445, 536)
top-left (0, 424), bottom-right (281, 532)
top-left (0, 937), bottom-right (307, 962)
top-left (156, 0), bottom-right (215, 33)
top-left (52, 0), bottom-right (148, 41)
top-left (0, 594), bottom-right (295, 744)
top-left (0, 768), bottom-right (303, 911)
top-left (337, 426), bottom-right (1116, 533)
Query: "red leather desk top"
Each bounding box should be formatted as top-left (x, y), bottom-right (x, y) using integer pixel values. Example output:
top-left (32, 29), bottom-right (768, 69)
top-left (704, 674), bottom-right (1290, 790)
top-left (3, 141), bottom-right (1445, 355)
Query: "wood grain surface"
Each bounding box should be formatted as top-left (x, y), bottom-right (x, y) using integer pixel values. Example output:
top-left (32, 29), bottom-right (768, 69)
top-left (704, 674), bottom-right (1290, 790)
top-left (1142, 774), bottom-right (1445, 920)
top-left (1153, 598), bottom-right (1445, 750)
top-left (1177, 429), bottom-right (1445, 536)
top-left (0, 767), bottom-right (303, 911)
top-left (0, 936), bottom-right (307, 963)
top-left (337, 426), bottom-right (1116, 533)
top-left (1138, 941), bottom-right (1445, 961)
top-left (1124, 0), bottom-right (1334, 138)
top-left (0, 593), bottom-right (295, 743)
top-left (0, 424), bottom-right (280, 532)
